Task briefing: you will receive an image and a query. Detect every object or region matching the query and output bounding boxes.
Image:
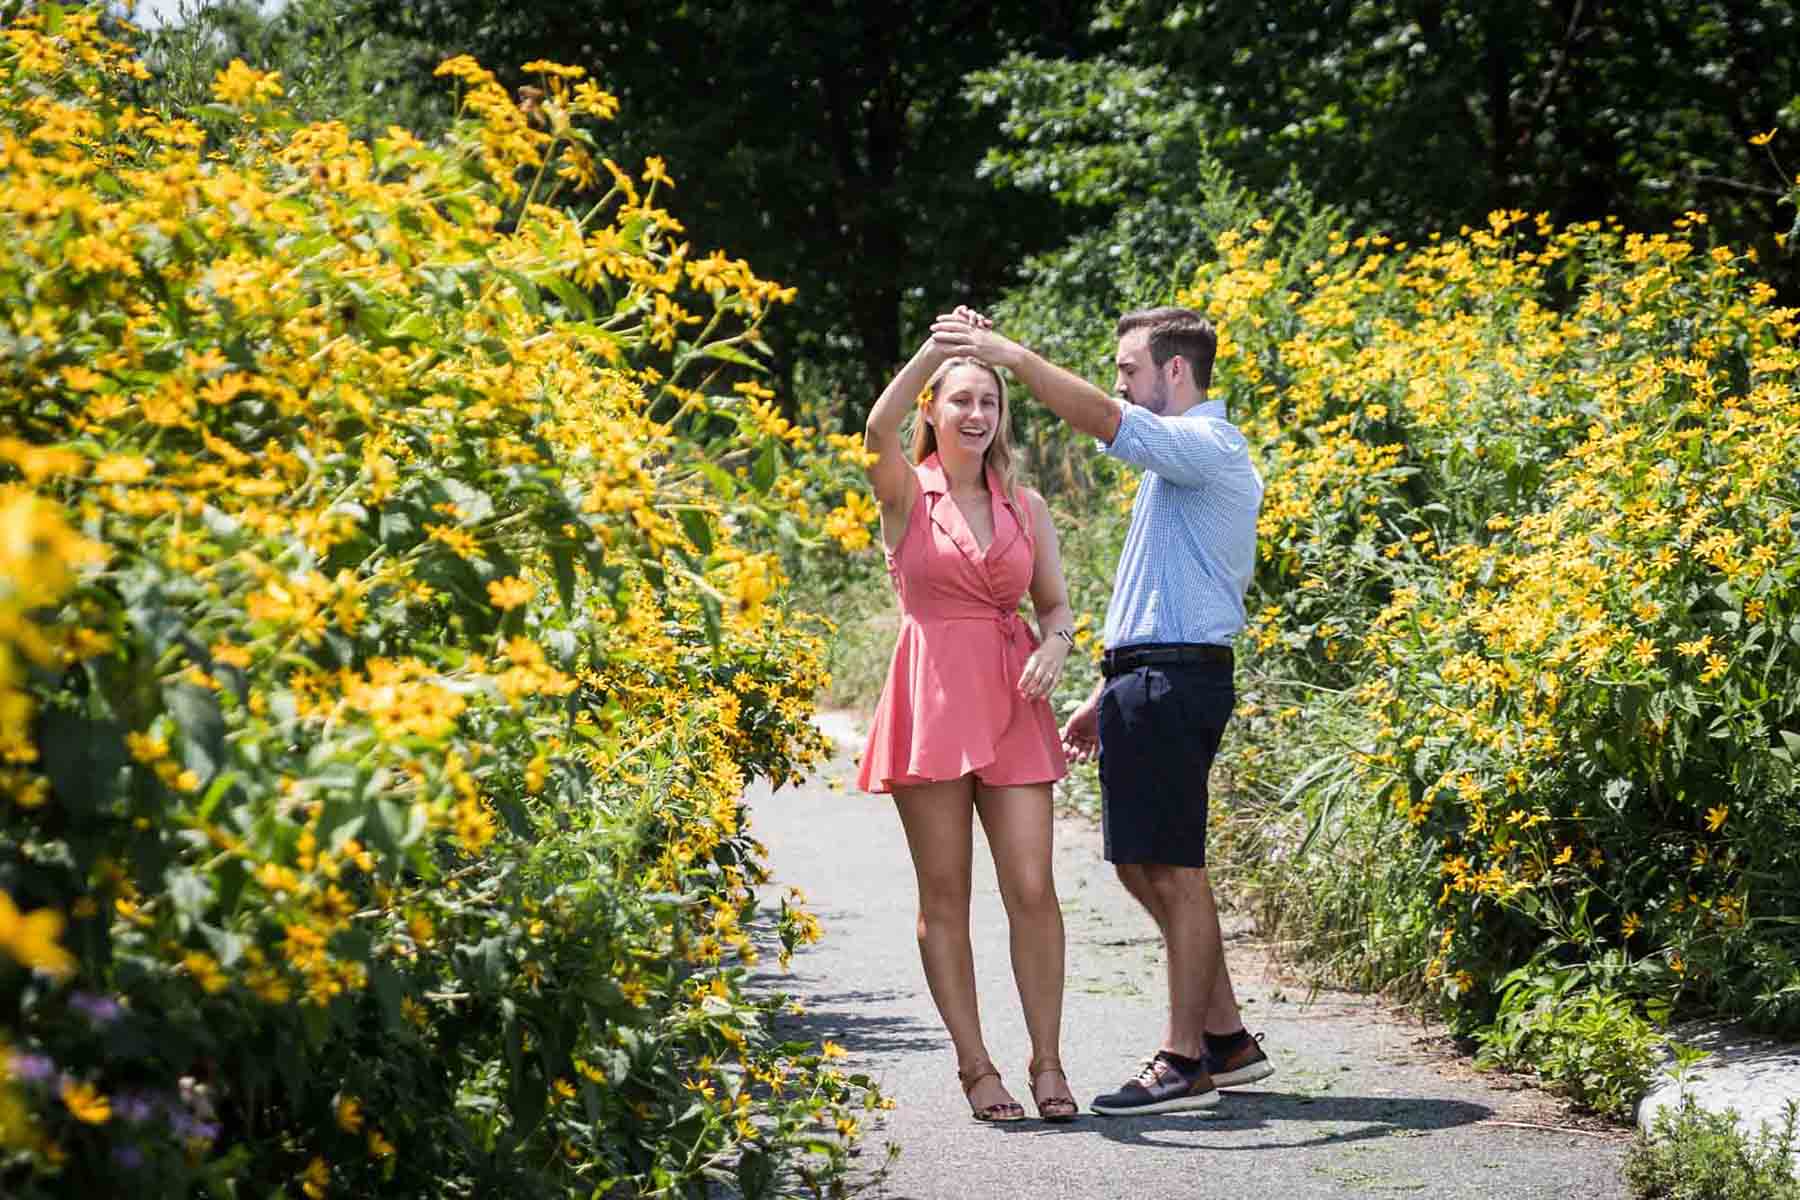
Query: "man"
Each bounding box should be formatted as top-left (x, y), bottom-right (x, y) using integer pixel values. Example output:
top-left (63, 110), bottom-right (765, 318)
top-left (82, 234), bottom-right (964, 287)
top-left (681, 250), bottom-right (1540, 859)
top-left (930, 304), bottom-right (1272, 1115)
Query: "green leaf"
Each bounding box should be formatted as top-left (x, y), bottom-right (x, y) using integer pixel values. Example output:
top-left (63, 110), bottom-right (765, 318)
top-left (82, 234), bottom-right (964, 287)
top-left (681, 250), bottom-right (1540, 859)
top-left (165, 868), bottom-right (214, 933)
top-left (697, 461), bottom-right (737, 500)
top-left (750, 441), bottom-right (779, 493)
top-left (677, 508), bottom-right (714, 556)
top-left (387, 311), bottom-right (439, 345)
top-left (499, 269), bottom-right (544, 317)
top-left (698, 589), bottom-right (723, 649)
top-left (38, 709), bottom-right (127, 817)
top-left (167, 683), bottom-right (227, 779)
top-left (697, 341), bottom-right (764, 370)
top-left (550, 540), bottom-right (578, 612)
top-left (1775, 729), bottom-right (1800, 766)
top-left (369, 964), bottom-right (408, 1033)
top-left (540, 273), bottom-right (597, 320)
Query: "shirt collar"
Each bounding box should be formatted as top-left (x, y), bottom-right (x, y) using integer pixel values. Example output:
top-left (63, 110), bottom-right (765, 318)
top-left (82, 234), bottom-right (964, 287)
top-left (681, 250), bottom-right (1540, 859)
top-left (917, 452), bottom-right (1010, 502)
top-left (917, 452), bottom-right (949, 495)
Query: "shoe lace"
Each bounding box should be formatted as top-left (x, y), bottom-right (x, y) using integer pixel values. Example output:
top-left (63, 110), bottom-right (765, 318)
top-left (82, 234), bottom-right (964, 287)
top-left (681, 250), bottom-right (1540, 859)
top-left (1131, 1056), bottom-right (1170, 1088)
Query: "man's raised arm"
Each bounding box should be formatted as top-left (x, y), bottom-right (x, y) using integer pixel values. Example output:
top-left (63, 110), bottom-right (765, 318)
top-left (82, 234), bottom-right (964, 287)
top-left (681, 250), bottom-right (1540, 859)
top-left (929, 315), bottom-right (1123, 444)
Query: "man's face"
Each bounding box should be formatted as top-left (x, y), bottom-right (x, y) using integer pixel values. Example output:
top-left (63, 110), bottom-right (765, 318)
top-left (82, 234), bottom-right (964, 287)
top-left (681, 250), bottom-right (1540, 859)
top-left (1113, 329), bottom-right (1171, 414)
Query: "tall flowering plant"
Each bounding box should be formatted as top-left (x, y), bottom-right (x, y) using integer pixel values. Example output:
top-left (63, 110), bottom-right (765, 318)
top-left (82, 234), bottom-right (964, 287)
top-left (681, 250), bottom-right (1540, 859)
top-left (0, 5), bottom-right (880, 1196)
top-left (1198, 202), bottom-right (1800, 1034)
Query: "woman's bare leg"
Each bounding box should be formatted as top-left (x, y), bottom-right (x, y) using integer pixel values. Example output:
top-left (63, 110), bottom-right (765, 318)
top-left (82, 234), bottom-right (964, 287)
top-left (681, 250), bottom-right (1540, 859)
top-left (894, 777), bottom-right (1016, 1112)
top-left (976, 782), bottom-right (1074, 1108)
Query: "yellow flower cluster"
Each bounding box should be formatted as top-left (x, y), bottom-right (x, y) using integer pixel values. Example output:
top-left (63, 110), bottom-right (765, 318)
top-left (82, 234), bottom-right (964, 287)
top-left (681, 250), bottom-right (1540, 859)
top-left (1200, 204), bottom-right (1797, 1006)
top-left (0, 10), bottom-right (865, 1188)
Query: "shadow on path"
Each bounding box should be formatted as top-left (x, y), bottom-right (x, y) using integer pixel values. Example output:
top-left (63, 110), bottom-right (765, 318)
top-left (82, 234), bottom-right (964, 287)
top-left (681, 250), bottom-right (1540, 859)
top-left (957, 1091), bottom-right (1493, 1151)
top-left (766, 988), bottom-right (946, 1059)
top-left (1081, 1091), bottom-right (1493, 1150)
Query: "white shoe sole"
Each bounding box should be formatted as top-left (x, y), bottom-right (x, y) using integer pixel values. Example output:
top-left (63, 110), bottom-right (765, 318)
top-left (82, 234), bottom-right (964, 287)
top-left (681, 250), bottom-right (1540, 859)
top-left (1089, 1088), bottom-right (1221, 1117)
top-left (1213, 1058), bottom-right (1275, 1088)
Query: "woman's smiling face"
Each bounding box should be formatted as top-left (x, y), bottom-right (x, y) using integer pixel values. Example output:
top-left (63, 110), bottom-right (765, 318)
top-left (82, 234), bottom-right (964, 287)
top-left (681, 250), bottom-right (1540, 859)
top-left (931, 363), bottom-right (1003, 459)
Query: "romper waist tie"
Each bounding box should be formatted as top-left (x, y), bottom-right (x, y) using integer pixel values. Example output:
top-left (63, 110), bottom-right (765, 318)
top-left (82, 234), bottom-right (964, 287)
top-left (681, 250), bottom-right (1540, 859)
top-left (992, 610), bottom-right (1035, 691)
top-left (905, 610), bottom-right (1036, 690)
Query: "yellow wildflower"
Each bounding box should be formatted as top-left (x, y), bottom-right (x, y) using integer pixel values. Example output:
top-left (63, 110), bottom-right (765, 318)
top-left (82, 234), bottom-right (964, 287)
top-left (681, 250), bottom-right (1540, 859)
top-left (300, 1155), bottom-right (329, 1199)
top-left (0, 891), bottom-right (76, 980)
top-left (211, 59), bottom-right (284, 106)
top-left (59, 1080), bottom-right (110, 1125)
top-left (486, 576), bottom-right (534, 610)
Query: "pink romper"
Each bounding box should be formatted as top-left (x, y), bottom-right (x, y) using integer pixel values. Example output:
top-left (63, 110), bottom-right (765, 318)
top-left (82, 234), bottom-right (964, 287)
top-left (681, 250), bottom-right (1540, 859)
top-left (857, 454), bottom-right (1069, 792)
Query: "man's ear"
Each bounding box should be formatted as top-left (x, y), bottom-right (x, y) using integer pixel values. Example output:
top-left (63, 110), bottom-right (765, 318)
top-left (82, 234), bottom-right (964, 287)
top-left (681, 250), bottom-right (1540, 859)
top-left (1164, 353), bottom-right (1186, 386)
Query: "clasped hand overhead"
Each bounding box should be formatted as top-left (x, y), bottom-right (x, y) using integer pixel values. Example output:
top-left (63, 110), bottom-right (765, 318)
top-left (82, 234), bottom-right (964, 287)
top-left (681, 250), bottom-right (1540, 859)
top-left (929, 306), bottom-right (1016, 364)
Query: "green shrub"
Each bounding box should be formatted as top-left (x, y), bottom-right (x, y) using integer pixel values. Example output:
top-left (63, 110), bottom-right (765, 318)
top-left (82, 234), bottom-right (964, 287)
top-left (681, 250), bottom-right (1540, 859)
top-left (0, 7), bottom-right (879, 1195)
top-left (1475, 969), bottom-right (1664, 1119)
top-left (1624, 1095), bottom-right (1800, 1200)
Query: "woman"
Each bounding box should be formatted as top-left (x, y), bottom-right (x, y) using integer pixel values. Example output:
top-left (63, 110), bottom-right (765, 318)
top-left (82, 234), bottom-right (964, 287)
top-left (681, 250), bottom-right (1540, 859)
top-left (856, 308), bottom-right (1078, 1122)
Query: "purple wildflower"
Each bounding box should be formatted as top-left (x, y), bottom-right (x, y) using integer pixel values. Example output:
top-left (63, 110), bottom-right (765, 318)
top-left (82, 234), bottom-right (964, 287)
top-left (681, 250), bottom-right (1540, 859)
top-left (5, 1052), bottom-right (54, 1084)
top-left (113, 1091), bottom-right (158, 1123)
top-left (69, 991), bottom-right (124, 1025)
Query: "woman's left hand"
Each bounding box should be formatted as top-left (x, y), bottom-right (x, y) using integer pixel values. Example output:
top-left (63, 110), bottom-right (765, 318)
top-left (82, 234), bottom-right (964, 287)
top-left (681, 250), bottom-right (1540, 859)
top-left (1018, 638), bottom-right (1070, 701)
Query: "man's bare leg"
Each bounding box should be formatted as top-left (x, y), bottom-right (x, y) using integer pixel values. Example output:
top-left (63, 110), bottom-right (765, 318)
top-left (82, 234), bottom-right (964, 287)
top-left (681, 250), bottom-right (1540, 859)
top-left (1116, 863), bottom-right (1247, 1047)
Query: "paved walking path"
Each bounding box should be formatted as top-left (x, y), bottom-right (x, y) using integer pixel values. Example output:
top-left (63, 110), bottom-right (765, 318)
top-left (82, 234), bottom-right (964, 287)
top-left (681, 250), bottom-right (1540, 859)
top-left (746, 712), bottom-right (1632, 1199)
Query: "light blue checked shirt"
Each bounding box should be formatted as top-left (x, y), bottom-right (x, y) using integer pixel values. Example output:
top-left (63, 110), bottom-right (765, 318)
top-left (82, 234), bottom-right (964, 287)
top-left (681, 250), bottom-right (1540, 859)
top-left (1100, 399), bottom-right (1264, 649)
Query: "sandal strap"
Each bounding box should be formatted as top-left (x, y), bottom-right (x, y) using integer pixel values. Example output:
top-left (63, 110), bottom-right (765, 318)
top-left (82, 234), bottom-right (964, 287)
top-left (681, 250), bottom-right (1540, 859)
top-left (1028, 1060), bottom-right (1075, 1112)
top-left (958, 1061), bottom-right (1002, 1094)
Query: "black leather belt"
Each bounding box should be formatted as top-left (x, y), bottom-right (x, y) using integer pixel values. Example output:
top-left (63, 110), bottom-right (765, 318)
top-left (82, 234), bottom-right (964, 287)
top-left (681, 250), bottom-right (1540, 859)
top-left (1101, 643), bottom-right (1234, 678)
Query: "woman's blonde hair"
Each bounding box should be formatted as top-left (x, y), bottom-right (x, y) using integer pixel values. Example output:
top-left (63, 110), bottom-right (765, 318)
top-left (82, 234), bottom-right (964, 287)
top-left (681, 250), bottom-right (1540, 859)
top-left (908, 356), bottom-right (1019, 504)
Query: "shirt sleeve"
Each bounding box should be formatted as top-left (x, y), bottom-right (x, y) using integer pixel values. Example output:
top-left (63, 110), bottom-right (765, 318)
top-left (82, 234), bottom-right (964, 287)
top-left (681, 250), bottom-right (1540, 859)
top-left (1102, 403), bottom-right (1245, 488)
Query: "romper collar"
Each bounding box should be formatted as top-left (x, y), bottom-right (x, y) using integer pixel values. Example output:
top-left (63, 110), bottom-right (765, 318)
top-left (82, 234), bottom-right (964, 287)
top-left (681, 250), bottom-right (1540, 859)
top-left (917, 453), bottom-right (1026, 565)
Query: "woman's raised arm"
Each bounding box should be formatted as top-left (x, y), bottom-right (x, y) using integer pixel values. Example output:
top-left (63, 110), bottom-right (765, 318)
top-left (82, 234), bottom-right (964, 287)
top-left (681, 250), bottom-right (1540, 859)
top-left (863, 332), bottom-right (947, 546)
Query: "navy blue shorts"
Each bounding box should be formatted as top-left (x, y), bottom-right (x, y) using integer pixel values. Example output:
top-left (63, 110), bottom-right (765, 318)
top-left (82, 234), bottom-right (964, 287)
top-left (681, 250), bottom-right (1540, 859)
top-left (1098, 657), bottom-right (1235, 868)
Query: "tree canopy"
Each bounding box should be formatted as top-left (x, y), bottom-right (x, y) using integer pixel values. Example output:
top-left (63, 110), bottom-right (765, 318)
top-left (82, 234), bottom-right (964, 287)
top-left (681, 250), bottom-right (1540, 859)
top-left (141, 1), bottom-right (1800, 421)
top-left (360, 0), bottom-right (1100, 419)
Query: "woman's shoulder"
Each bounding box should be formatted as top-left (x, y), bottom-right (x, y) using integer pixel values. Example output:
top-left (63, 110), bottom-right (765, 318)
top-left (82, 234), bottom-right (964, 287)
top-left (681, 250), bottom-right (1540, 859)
top-left (1015, 484), bottom-right (1050, 520)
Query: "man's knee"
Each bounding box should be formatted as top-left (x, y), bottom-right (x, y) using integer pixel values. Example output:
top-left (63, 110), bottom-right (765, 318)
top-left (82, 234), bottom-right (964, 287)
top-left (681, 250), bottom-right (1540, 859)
top-left (1141, 862), bottom-right (1211, 904)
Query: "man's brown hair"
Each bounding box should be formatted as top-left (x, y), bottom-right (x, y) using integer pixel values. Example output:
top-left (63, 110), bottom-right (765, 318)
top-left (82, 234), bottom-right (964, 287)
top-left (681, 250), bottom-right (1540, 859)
top-left (1116, 306), bottom-right (1216, 392)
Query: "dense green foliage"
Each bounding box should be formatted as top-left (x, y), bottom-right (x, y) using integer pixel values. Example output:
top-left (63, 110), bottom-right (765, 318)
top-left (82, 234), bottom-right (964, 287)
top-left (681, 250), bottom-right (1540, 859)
top-left (1476, 969), bottom-right (1663, 1118)
top-left (1027, 1), bottom-right (1800, 295)
top-left (127, 0), bottom-right (452, 138)
top-left (0, 7), bottom-right (881, 1194)
top-left (137, 0), bottom-right (1796, 427)
top-left (355, 0), bottom-right (1099, 415)
top-left (1626, 1095), bottom-right (1800, 1200)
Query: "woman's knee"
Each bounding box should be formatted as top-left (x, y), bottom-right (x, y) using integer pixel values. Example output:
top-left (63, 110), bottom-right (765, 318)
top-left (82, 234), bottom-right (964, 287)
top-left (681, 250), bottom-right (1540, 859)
top-left (998, 870), bottom-right (1058, 918)
top-left (914, 873), bottom-right (972, 923)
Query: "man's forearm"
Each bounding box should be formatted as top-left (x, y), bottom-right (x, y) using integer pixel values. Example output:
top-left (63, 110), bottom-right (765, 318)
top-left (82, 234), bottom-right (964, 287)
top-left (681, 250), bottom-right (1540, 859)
top-left (1000, 343), bottom-right (1123, 443)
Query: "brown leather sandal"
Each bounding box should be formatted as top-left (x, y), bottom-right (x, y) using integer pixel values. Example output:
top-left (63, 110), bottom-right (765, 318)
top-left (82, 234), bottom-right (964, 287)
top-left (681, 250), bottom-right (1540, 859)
top-left (1028, 1059), bottom-right (1079, 1123)
top-left (958, 1060), bottom-right (1024, 1123)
